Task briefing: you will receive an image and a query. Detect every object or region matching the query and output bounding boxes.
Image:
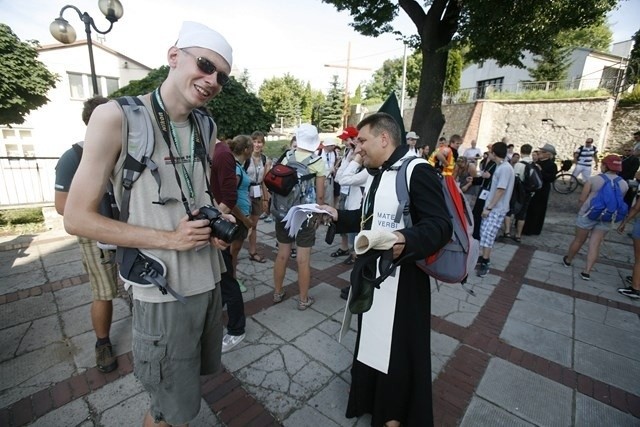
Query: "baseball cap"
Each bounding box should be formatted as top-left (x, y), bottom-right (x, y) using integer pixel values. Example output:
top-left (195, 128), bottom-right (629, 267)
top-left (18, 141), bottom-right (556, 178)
top-left (338, 126), bottom-right (358, 140)
top-left (601, 154), bottom-right (622, 172)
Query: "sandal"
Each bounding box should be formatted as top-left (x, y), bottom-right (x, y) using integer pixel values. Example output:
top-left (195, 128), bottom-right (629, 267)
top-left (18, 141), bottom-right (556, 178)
top-left (273, 289), bottom-right (286, 303)
top-left (331, 248), bottom-right (350, 258)
top-left (343, 256), bottom-right (355, 265)
top-left (512, 236), bottom-right (521, 243)
top-left (249, 252), bottom-right (266, 263)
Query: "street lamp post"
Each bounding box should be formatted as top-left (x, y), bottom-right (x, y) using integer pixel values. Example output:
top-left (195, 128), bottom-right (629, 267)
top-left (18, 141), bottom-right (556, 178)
top-left (49, 0), bottom-right (124, 96)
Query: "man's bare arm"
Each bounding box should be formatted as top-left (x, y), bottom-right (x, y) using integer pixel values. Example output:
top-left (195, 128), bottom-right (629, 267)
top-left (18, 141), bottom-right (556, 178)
top-left (64, 102), bottom-right (211, 251)
top-left (54, 191), bottom-right (68, 216)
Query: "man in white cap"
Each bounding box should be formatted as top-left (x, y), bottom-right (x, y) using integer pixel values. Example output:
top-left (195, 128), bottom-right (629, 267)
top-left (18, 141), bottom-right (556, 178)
top-left (63, 21), bottom-right (233, 426)
top-left (272, 124), bottom-right (326, 310)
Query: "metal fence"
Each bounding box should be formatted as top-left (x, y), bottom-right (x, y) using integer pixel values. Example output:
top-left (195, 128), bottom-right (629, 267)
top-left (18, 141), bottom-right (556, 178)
top-left (0, 157), bottom-right (58, 207)
top-left (445, 77), bottom-right (623, 104)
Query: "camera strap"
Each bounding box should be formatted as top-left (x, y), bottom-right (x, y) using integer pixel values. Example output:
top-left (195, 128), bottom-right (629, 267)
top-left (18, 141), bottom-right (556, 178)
top-left (151, 87), bottom-right (214, 219)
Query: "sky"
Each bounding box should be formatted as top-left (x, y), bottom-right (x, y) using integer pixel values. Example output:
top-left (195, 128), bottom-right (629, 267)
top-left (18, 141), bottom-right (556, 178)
top-left (2, 0), bottom-right (639, 94)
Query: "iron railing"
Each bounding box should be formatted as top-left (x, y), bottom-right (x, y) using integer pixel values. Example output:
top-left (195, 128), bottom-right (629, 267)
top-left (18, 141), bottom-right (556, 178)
top-left (0, 156), bottom-right (59, 207)
top-left (444, 77), bottom-right (624, 104)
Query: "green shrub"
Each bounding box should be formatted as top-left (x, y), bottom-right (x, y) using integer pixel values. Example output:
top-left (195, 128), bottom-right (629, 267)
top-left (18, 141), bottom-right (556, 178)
top-left (263, 140), bottom-right (292, 160)
top-left (618, 85), bottom-right (640, 107)
top-left (487, 88), bottom-right (610, 100)
top-left (0, 208), bottom-right (44, 225)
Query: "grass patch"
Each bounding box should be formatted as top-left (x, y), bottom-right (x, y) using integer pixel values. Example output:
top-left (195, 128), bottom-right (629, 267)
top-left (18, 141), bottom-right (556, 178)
top-left (487, 88), bottom-right (610, 101)
top-left (0, 208), bottom-right (46, 235)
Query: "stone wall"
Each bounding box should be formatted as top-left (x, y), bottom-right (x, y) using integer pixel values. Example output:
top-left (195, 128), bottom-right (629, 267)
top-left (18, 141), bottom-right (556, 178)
top-left (351, 97), bottom-right (638, 158)
top-left (475, 98), bottom-right (615, 160)
top-left (607, 106), bottom-right (640, 152)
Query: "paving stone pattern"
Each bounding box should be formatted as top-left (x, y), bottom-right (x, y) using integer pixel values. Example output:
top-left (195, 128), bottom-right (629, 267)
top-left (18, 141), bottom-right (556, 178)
top-left (0, 205), bottom-right (639, 426)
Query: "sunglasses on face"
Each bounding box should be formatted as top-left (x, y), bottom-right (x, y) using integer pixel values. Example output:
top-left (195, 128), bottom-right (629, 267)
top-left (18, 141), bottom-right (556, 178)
top-left (180, 49), bottom-right (230, 86)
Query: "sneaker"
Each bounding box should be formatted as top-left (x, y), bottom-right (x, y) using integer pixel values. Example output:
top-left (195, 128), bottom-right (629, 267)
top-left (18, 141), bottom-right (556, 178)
top-left (477, 263), bottom-right (489, 277)
top-left (617, 286), bottom-right (640, 299)
top-left (221, 333), bottom-right (246, 353)
top-left (259, 213), bottom-right (268, 220)
top-left (297, 296), bottom-right (315, 311)
top-left (562, 256), bottom-right (571, 267)
top-left (264, 215), bottom-right (274, 223)
top-left (580, 272), bottom-right (590, 281)
top-left (290, 248), bottom-right (297, 259)
top-left (238, 279), bottom-right (247, 293)
top-left (625, 275), bottom-right (632, 285)
top-left (95, 343), bottom-right (118, 373)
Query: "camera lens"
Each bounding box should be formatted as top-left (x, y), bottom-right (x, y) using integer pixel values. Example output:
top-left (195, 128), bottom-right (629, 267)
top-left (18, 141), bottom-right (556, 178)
top-left (211, 219), bottom-right (240, 243)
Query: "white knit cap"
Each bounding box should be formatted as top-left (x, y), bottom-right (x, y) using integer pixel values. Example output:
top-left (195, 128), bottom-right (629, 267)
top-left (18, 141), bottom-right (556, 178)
top-left (175, 21), bottom-right (233, 68)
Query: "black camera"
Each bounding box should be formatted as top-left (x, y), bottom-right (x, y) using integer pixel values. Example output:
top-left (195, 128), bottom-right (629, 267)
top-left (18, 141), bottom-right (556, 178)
top-left (194, 205), bottom-right (240, 243)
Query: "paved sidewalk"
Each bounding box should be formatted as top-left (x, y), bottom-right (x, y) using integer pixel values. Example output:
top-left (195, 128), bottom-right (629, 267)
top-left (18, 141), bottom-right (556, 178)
top-left (1, 207), bottom-right (639, 426)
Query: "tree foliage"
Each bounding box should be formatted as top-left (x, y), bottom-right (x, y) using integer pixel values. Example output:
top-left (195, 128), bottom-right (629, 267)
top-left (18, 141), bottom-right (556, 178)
top-left (258, 74), bottom-right (310, 127)
top-left (528, 22), bottom-right (612, 82)
top-left (322, 0), bottom-right (618, 149)
top-left (111, 66), bottom-right (273, 138)
top-left (625, 28), bottom-right (640, 87)
top-left (319, 75), bottom-right (345, 132)
top-left (364, 49), bottom-right (461, 101)
top-left (0, 24), bottom-right (58, 126)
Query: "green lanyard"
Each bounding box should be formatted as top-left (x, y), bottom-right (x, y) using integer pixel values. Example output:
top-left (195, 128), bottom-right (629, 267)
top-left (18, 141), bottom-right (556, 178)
top-left (154, 91), bottom-right (196, 203)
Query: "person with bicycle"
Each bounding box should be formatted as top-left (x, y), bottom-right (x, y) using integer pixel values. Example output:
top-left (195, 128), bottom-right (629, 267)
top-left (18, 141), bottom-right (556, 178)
top-left (523, 143), bottom-right (558, 236)
top-left (572, 138), bottom-right (598, 184)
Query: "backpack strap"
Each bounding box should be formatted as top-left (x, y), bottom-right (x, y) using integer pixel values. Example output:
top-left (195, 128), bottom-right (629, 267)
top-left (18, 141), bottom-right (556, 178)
top-left (394, 157), bottom-right (422, 226)
top-left (115, 96), bottom-right (164, 223)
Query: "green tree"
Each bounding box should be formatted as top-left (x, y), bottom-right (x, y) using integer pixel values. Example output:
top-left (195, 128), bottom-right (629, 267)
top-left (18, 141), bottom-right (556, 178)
top-left (258, 74), bottom-right (307, 127)
top-left (625, 29), bottom-right (640, 87)
top-left (528, 22), bottom-right (613, 82)
top-left (0, 24), bottom-right (58, 126)
top-left (364, 48), bottom-right (461, 102)
top-left (319, 75), bottom-right (344, 132)
top-left (527, 43), bottom-right (572, 82)
top-left (322, 0), bottom-right (617, 150)
top-left (237, 68), bottom-right (254, 92)
top-left (351, 84), bottom-right (363, 105)
top-left (111, 66), bottom-right (273, 138)
top-left (110, 66), bottom-right (169, 97)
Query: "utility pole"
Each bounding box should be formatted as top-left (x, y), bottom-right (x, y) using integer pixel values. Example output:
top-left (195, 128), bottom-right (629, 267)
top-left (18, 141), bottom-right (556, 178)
top-left (325, 42), bottom-right (371, 128)
top-left (400, 43), bottom-right (408, 117)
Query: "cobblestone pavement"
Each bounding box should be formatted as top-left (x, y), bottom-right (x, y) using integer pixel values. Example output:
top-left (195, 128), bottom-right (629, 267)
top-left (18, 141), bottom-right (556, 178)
top-left (0, 197), bottom-right (639, 426)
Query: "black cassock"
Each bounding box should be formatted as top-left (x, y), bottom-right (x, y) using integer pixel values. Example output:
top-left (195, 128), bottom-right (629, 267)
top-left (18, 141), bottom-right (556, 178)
top-left (335, 148), bottom-right (451, 426)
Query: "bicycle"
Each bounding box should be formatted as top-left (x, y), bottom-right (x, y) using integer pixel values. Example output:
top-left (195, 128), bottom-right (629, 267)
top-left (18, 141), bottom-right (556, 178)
top-left (552, 159), bottom-right (579, 194)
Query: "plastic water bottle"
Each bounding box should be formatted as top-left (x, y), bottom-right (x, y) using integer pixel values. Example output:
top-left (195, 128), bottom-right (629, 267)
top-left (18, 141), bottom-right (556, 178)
top-left (305, 185), bottom-right (317, 204)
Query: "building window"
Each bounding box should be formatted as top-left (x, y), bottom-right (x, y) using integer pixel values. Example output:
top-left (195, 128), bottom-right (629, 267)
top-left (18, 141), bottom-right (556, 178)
top-left (1, 128), bottom-right (35, 157)
top-left (69, 73), bottom-right (85, 99)
top-left (68, 73), bottom-right (119, 98)
top-left (475, 77), bottom-right (504, 99)
top-left (105, 77), bottom-right (119, 95)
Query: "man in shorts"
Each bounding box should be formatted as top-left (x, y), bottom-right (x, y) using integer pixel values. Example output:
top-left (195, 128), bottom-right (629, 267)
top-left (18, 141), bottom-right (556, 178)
top-left (63, 21), bottom-right (231, 426)
top-left (272, 124), bottom-right (326, 310)
top-left (477, 142), bottom-right (515, 277)
top-left (55, 96), bottom-right (119, 373)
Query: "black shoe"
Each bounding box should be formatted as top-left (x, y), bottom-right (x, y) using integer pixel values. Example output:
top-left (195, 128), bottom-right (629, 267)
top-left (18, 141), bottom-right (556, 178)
top-left (562, 256), bottom-right (571, 267)
top-left (340, 287), bottom-right (349, 300)
top-left (618, 286), bottom-right (640, 299)
top-left (95, 343), bottom-right (118, 373)
top-left (580, 272), bottom-right (590, 281)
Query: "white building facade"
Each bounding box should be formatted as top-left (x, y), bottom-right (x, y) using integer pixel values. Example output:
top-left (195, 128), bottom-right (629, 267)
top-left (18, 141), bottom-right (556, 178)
top-left (0, 41), bottom-right (150, 206)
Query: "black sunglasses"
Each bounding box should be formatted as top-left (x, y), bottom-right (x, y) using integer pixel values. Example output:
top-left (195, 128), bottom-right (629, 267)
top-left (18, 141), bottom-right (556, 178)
top-left (180, 48), bottom-right (230, 86)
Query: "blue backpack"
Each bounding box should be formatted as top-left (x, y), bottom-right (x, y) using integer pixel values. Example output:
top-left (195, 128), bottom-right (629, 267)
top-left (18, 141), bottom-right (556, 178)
top-left (585, 174), bottom-right (628, 223)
